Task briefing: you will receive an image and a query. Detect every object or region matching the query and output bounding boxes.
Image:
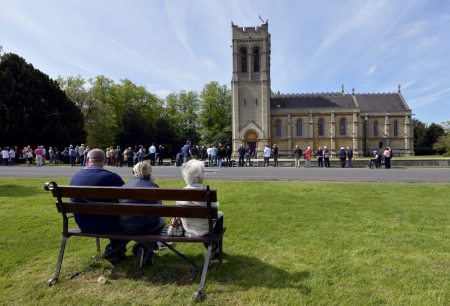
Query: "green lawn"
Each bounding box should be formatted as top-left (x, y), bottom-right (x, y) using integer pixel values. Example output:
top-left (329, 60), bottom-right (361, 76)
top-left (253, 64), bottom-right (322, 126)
top-left (0, 178), bottom-right (449, 305)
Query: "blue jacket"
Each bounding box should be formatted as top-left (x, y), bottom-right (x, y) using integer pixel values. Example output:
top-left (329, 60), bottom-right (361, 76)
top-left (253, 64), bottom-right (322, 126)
top-left (70, 167), bottom-right (124, 233)
top-left (119, 178), bottom-right (165, 234)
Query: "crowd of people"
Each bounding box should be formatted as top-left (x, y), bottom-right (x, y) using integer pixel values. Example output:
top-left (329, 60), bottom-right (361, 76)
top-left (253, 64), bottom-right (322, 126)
top-left (70, 149), bottom-right (223, 270)
top-left (175, 140), bottom-right (236, 168)
top-left (0, 141), bottom-right (394, 169)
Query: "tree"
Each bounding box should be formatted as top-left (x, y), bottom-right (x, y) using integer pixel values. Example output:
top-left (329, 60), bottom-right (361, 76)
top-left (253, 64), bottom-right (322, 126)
top-left (198, 81), bottom-right (232, 146)
top-left (0, 53), bottom-right (85, 149)
top-left (413, 118), bottom-right (427, 149)
top-left (423, 123), bottom-right (444, 148)
top-left (57, 75), bottom-right (96, 123)
top-left (165, 90), bottom-right (200, 145)
top-left (433, 121), bottom-right (450, 155)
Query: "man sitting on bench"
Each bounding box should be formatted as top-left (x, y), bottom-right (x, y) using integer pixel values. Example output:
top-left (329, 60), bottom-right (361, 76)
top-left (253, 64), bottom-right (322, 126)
top-left (70, 148), bottom-right (128, 264)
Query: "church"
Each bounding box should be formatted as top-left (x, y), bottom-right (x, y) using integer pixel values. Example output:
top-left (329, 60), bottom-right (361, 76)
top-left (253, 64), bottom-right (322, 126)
top-left (231, 22), bottom-right (414, 157)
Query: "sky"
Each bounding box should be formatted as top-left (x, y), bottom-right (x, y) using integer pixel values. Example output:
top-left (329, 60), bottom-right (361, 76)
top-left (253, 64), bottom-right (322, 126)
top-left (1, 0), bottom-right (449, 125)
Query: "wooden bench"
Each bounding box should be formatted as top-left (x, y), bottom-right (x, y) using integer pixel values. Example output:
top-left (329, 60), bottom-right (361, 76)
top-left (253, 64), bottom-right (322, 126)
top-left (44, 181), bottom-right (224, 300)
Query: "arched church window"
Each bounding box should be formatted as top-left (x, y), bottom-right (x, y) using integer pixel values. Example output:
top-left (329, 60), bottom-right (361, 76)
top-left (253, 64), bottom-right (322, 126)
top-left (296, 119), bottom-right (303, 137)
top-left (393, 120), bottom-right (398, 136)
top-left (318, 118), bottom-right (325, 136)
top-left (374, 121), bottom-right (379, 137)
top-left (252, 47), bottom-right (260, 72)
top-left (339, 118), bottom-right (346, 136)
top-left (275, 119), bottom-right (282, 137)
top-left (240, 47), bottom-right (248, 73)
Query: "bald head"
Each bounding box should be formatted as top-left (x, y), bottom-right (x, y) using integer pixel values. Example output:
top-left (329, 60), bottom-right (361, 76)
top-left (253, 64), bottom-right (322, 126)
top-left (86, 149), bottom-right (106, 166)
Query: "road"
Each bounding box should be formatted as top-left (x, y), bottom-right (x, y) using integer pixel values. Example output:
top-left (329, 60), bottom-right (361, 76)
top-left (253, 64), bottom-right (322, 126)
top-left (0, 164), bottom-right (449, 183)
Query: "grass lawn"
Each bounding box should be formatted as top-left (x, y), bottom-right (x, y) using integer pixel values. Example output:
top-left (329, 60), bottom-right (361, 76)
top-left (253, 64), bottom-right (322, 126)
top-left (0, 177), bottom-right (449, 305)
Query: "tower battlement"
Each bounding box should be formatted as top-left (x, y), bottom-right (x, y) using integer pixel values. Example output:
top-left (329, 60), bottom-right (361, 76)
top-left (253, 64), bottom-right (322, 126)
top-left (232, 22), bottom-right (269, 38)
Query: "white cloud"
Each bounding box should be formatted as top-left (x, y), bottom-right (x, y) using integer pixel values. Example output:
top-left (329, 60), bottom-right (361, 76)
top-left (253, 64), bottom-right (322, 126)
top-left (366, 65), bottom-right (376, 77)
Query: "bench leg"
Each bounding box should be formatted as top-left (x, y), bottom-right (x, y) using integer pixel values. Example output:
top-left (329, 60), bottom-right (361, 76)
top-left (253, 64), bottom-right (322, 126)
top-left (96, 237), bottom-right (101, 254)
top-left (193, 244), bottom-right (213, 300)
top-left (48, 235), bottom-right (68, 286)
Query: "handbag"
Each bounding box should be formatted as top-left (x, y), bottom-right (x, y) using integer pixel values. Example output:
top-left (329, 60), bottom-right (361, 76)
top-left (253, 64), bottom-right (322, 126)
top-left (167, 217), bottom-right (184, 236)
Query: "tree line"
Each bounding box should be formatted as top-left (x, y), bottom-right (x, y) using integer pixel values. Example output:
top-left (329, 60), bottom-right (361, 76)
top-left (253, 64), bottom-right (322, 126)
top-left (0, 50), bottom-right (448, 157)
top-left (0, 51), bottom-right (231, 158)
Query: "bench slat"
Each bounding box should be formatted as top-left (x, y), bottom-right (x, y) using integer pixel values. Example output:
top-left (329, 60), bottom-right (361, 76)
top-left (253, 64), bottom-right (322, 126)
top-left (52, 186), bottom-right (217, 202)
top-left (59, 202), bottom-right (219, 218)
top-left (67, 227), bottom-right (223, 243)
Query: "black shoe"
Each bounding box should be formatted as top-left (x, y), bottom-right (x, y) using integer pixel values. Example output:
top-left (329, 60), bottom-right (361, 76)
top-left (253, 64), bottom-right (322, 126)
top-left (143, 250), bottom-right (154, 267)
top-left (135, 247), bottom-right (145, 270)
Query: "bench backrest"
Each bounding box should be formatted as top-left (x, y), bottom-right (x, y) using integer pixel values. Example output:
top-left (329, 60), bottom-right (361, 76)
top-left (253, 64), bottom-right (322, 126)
top-left (44, 181), bottom-right (218, 219)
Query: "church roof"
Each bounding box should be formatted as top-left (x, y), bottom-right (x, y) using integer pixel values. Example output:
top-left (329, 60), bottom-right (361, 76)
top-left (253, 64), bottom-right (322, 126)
top-left (271, 93), bottom-right (355, 109)
top-left (271, 92), bottom-right (410, 113)
top-left (355, 93), bottom-right (410, 112)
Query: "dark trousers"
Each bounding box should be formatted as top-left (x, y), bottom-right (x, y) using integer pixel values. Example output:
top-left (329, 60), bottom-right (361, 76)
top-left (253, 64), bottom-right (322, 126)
top-left (318, 157), bottom-right (323, 167)
top-left (385, 157), bottom-right (391, 169)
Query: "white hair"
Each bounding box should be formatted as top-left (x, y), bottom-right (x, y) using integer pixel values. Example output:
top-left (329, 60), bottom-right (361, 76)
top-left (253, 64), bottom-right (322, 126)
top-left (181, 159), bottom-right (204, 186)
top-left (133, 161), bottom-right (152, 180)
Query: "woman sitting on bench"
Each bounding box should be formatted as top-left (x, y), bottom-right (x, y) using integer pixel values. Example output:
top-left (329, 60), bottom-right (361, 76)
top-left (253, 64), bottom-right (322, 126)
top-left (176, 159), bottom-right (224, 258)
top-left (119, 161), bottom-right (165, 270)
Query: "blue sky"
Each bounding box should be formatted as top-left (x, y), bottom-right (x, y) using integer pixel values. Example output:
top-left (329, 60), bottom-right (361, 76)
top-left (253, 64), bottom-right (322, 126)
top-left (1, 0), bottom-right (449, 125)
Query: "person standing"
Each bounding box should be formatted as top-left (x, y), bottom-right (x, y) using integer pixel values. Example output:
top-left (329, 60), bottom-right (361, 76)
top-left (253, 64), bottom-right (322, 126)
top-left (210, 145), bottom-right (217, 167)
top-left (272, 144), bottom-right (279, 167)
top-left (316, 147), bottom-right (324, 167)
top-left (34, 146), bottom-right (44, 167)
top-left (181, 140), bottom-right (192, 164)
top-left (293, 145), bottom-right (302, 168)
top-left (346, 146), bottom-right (354, 168)
top-left (383, 147), bottom-right (392, 169)
top-left (338, 147), bottom-right (346, 168)
top-left (114, 146), bottom-right (122, 167)
top-left (9, 147), bottom-right (16, 166)
top-left (1, 147), bottom-right (9, 166)
top-left (245, 145), bottom-right (252, 167)
top-left (238, 145), bottom-right (246, 167)
top-left (148, 143), bottom-right (156, 166)
top-left (70, 148), bottom-right (127, 264)
top-left (78, 144), bottom-right (86, 166)
top-left (304, 146), bottom-right (312, 168)
top-left (263, 145), bottom-right (271, 167)
top-left (323, 146), bottom-right (331, 167)
top-left (200, 145), bottom-right (207, 162)
top-left (225, 145), bottom-right (232, 167)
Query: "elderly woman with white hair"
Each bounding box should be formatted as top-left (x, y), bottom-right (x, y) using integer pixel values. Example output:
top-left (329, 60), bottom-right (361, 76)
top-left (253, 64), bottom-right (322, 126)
top-left (119, 161), bottom-right (165, 270)
top-left (176, 159), bottom-right (224, 257)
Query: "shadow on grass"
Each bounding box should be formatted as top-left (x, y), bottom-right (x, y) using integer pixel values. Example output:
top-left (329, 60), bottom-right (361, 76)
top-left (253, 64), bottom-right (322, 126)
top-left (103, 252), bottom-right (310, 293)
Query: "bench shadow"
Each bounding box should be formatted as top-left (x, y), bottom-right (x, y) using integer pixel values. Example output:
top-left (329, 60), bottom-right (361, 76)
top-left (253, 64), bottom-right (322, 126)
top-left (108, 252), bottom-right (310, 293)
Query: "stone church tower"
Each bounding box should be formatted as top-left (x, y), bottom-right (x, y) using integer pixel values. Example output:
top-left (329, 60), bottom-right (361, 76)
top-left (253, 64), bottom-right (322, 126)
top-left (231, 22), bottom-right (271, 156)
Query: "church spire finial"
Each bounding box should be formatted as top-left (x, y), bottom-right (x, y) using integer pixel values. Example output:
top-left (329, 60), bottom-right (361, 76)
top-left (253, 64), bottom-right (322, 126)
top-left (398, 84), bottom-right (401, 93)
